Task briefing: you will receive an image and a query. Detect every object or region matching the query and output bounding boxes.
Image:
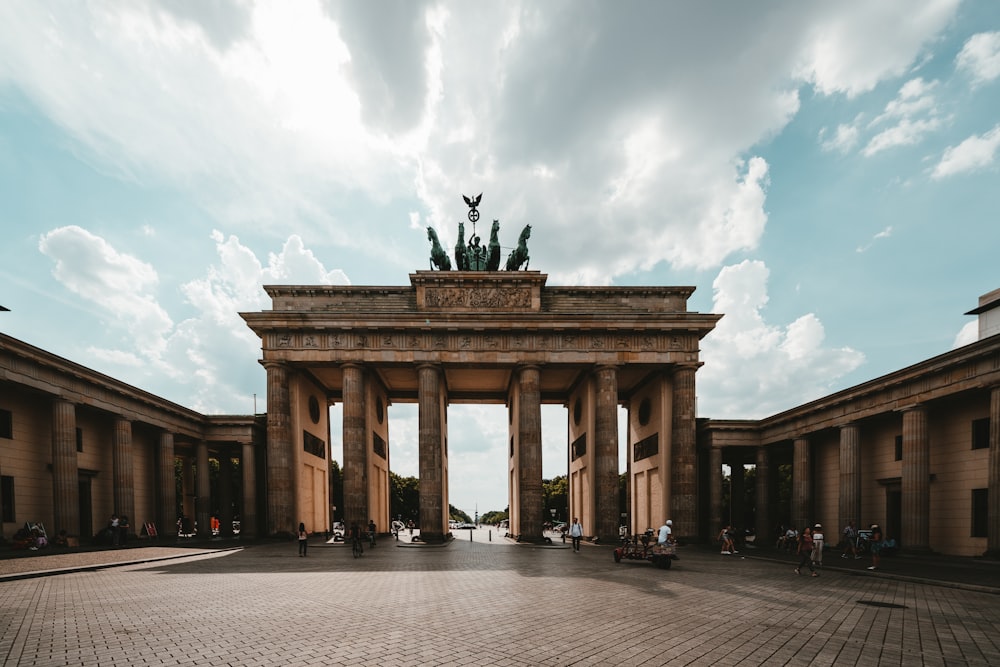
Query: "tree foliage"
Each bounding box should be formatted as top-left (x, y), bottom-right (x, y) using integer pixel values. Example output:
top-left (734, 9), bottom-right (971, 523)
top-left (390, 472), bottom-right (419, 522)
top-left (543, 475), bottom-right (568, 522)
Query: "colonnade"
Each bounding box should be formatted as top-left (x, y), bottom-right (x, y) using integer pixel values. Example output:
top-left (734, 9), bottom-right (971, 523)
top-left (48, 398), bottom-right (257, 540)
top-left (708, 387), bottom-right (1000, 555)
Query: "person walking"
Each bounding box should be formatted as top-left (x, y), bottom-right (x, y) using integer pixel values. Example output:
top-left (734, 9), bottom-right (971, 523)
top-left (811, 523), bottom-right (825, 568)
top-left (569, 517), bottom-right (583, 552)
top-left (298, 522), bottom-right (308, 557)
top-left (794, 526), bottom-right (818, 576)
top-left (868, 524), bottom-right (882, 570)
top-left (368, 519), bottom-right (377, 548)
top-left (841, 520), bottom-right (859, 559)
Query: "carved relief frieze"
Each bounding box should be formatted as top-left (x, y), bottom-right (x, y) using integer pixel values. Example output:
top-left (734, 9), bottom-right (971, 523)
top-left (267, 328), bottom-right (692, 354)
top-left (424, 286), bottom-right (532, 309)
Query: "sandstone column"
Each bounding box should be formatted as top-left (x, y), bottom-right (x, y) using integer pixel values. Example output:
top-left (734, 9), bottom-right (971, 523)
top-left (792, 437), bottom-right (811, 530)
top-left (417, 363), bottom-right (445, 542)
top-left (709, 447), bottom-right (723, 535)
top-left (838, 423), bottom-right (861, 539)
top-left (196, 440), bottom-right (211, 538)
top-left (158, 432), bottom-right (175, 535)
top-left (901, 406), bottom-right (930, 551)
top-left (265, 361), bottom-right (293, 536)
top-left (594, 365), bottom-right (619, 542)
top-left (51, 399), bottom-right (79, 536)
top-left (241, 442), bottom-right (257, 539)
top-left (342, 363), bottom-right (367, 531)
top-left (219, 451), bottom-right (234, 537)
top-left (987, 386), bottom-right (1000, 558)
top-left (112, 418), bottom-right (135, 537)
top-left (755, 447), bottom-right (770, 541)
top-left (671, 365), bottom-right (698, 539)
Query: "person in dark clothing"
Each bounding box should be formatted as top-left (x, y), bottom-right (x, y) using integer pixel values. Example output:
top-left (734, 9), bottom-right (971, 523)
top-left (794, 526), bottom-right (818, 576)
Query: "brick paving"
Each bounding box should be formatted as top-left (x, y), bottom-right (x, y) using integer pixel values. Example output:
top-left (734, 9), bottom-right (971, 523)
top-left (1, 531), bottom-right (999, 666)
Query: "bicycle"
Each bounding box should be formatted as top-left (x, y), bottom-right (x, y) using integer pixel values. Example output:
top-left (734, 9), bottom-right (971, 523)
top-left (352, 535), bottom-right (364, 558)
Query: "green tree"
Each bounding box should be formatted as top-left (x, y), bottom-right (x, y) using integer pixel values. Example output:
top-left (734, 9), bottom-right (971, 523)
top-left (449, 505), bottom-right (472, 523)
top-left (543, 476), bottom-right (568, 522)
top-left (390, 472), bottom-right (419, 523)
top-left (480, 509), bottom-right (508, 525)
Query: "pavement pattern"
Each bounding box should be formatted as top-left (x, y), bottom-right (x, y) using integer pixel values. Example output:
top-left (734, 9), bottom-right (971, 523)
top-left (1, 530), bottom-right (999, 666)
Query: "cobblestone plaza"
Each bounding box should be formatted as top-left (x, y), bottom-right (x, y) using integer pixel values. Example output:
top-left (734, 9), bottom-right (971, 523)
top-left (3, 533), bottom-right (999, 666)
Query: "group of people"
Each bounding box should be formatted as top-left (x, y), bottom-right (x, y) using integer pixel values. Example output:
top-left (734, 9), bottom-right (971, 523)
top-left (107, 514), bottom-right (130, 547)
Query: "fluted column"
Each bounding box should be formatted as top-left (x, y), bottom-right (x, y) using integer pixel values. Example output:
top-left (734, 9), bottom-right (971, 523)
top-left (112, 418), bottom-right (135, 536)
top-left (219, 451), bottom-right (233, 537)
top-left (417, 364), bottom-right (445, 542)
top-left (671, 365), bottom-right (698, 539)
top-left (265, 361), bottom-right (294, 536)
top-left (196, 441), bottom-right (211, 538)
top-left (709, 447), bottom-right (723, 535)
top-left (838, 423), bottom-right (861, 539)
top-left (157, 432), bottom-right (175, 535)
top-left (987, 387), bottom-right (1000, 558)
top-left (755, 447), bottom-right (770, 540)
top-left (241, 442), bottom-right (257, 539)
top-left (792, 437), bottom-right (811, 530)
top-left (901, 406), bottom-right (930, 551)
top-left (515, 366), bottom-right (544, 541)
top-left (594, 365), bottom-right (619, 542)
top-left (51, 399), bottom-right (79, 536)
top-left (342, 363), bottom-right (367, 531)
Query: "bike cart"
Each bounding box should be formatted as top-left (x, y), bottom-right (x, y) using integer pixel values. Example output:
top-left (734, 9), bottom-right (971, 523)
top-left (613, 530), bottom-right (679, 570)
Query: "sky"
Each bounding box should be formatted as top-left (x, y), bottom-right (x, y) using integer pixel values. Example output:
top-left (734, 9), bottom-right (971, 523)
top-left (2, 1), bottom-right (999, 517)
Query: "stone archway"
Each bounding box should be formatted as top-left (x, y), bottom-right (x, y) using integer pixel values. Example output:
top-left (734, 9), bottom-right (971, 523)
top-left (242, 271), bottom-right (719, 542)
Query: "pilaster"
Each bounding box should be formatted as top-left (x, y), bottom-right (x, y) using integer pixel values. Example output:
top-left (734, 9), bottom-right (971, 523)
top-left (241, 442), bottom-right (257, 539)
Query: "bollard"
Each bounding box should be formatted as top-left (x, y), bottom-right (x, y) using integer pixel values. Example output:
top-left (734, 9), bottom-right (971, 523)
top-left (489, 530), bottom-right (492, 542)
top-left (470, 529), bottom-right (473, 542)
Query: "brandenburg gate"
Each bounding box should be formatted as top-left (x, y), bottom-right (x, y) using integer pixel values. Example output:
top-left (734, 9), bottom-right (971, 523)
top-left (241, 202), bottom-right (720, 543)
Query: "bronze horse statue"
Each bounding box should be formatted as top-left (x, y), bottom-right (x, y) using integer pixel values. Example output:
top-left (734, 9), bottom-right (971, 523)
top-left (454, 222), bottom-right (468, 270)
top-left (427, 227), bottom-right (452, 270)
top-left (505, 224), bottom-right (531, 271)
top-left (487, 220), bottom-right (501, 271)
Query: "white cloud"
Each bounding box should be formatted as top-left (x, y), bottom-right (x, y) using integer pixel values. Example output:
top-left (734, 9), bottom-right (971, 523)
top-left (955, 31), bottom-right (1000, 88)
top-left (864, 117), bottom-right (944, 156)
top-left (37, 226), bottom-right (350, 413)
top-left (952, 320), bottom-right (979, 348)
top-left (38, 226), bottom-right (174, 357)
top-left (0, 1), bottom-right (962, 286)
top-left (820, 123), bottom-right (860, 153)
top-left (862, 77), bottom-right (944, 156)
top-left (856, 225), bottom-right (893, 253)
top-left (792, 0), bottom-right (959, 97)
top-left (698, 260), bottom-right (865, 419)
top-left (931, 124), bottom-right (1000, 178)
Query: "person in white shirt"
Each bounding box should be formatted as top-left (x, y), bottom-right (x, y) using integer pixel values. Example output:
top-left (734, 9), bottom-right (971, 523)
top-left (657, 520), bottom-right (673, 546)
top-left (568, 517), bottom-right (584, 552)
top-left (811, 523), bottom-right (825, 567)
